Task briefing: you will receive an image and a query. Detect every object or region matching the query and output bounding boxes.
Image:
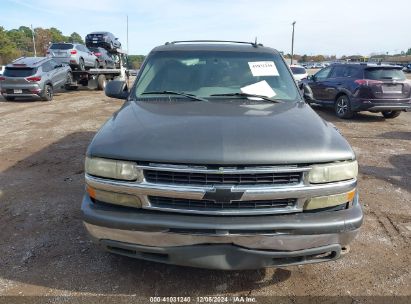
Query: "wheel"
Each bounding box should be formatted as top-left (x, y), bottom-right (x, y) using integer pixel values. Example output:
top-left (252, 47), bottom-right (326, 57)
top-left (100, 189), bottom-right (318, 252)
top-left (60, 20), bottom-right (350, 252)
top-left (382, 110), bottom-right (401, 119)
top-left (41, 84), bottom-right (53, 101)
top-left (97, 74), bottom-right (107, 90)
top-left (335, 95), bottom-right (353, 119)
top-left (4, 96), bottom-right (15, 101)
top-left (64, 73), bottom-right (73, 90)
top-left (78, 59), bottom-right (85, 71)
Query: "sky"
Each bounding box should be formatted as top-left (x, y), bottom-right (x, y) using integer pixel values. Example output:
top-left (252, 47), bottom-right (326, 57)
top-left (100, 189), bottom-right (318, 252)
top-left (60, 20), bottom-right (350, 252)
top-left (1, 0), bottom-right (410, 56)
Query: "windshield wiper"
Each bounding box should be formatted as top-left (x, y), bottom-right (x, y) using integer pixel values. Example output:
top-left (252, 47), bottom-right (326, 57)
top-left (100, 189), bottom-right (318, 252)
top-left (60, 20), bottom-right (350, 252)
top-left (141, 91), bottom-right (208, 102)
top-left (210, 93), bottom-right (283, 103)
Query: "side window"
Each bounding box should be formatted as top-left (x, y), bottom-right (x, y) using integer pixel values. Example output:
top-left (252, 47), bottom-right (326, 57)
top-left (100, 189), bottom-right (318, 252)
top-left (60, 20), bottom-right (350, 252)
top-left (315, 67), bottom-right (332, 80)
top-left (49, 60), bottom-right (58, 68)
top-left (347, 67), bottom-right (361, 78)
top-left (76, 45), bottom-right (82, 51)
top-left (42, 61), bottom-right (53, 72)
top-left (329, 66), bottom-right (344, 78)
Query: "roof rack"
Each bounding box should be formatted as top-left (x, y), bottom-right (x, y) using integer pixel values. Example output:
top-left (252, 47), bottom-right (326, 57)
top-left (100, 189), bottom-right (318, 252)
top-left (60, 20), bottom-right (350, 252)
top-left (165, 40), bottom-right (263, 48)
top-left (12, 57), bottom-right (25, 63)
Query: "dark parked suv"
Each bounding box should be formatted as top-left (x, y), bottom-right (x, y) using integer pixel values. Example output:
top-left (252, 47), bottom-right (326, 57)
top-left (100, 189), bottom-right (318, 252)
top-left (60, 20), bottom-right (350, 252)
top-left (85, 32), bottom-right (121, 50)
top-left (82, 41), bottom-right (363, 270)
top-left (304, 63), bottom-right (411, 118)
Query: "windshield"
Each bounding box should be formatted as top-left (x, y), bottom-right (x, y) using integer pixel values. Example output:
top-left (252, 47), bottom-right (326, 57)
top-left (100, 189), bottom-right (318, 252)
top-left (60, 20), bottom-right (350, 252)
top-left (133, 50), bottom-right (300, 102)
top-left (50, 43), bottom-right (73, 50)
top-left (4, 67), bottom-right (37, 77)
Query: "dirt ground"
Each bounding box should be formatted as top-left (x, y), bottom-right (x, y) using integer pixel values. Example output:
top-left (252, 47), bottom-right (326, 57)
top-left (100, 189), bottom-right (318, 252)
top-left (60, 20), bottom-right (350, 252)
top-left (0, 80), bottom-right (410, 303)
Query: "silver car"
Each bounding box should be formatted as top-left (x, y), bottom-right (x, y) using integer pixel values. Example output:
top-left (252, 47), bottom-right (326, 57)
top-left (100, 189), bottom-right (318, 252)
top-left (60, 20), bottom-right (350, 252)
top-left (0, 57), bottom-right (72, 101)
top-left (47, 43), bottom-right (99, 71)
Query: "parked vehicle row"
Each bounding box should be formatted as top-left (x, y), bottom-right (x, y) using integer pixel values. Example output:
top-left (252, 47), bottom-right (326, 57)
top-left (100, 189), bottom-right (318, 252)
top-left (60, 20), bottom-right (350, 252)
top-left (302, 63), bottom-right (411, 119)
top-left (303, 62), bottom-right (329, 69)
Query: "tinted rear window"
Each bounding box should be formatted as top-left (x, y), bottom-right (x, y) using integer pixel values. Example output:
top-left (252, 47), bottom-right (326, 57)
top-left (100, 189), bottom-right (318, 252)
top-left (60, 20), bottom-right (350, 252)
top-left (50, 43), bottom-right (73, 50)
top-left (365, 68), bottom-right (405, 80)
top-left (290, 67), bottom-right (306, 74)
top-left (4, 67), bottom-right (37, 77)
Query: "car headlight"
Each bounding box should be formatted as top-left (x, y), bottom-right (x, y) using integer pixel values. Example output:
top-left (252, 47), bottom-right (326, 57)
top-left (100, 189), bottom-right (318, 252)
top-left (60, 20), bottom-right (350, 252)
top-left (85, 156), bottom-right (143, 181)
top-left (309, 160), bottom-right (358, 184)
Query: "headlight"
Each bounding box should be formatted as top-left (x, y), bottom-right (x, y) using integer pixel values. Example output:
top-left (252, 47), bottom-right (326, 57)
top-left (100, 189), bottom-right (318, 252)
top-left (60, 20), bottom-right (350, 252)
top-left (304, 189), bottom-right (356, 210)
top-left (85, 157), bottom-right (142, 181)
top-left (309, 160), bottom-right (358, 184)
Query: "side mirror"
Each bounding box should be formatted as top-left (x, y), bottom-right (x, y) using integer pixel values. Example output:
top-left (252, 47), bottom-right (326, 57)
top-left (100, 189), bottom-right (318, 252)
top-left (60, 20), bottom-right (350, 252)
top-left (105, 80), bottom-right (129, 100)
top-left (299, 82), bottom-right (315, 103)
top-left (54, 64), bottom-right (63, 69)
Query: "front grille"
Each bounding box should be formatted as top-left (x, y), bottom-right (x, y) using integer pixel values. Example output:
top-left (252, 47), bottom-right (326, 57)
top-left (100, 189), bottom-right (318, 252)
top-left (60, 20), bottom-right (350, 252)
top-left (144, 170), bottom-right (301, 186)
top-left (148, 196), bottom-right (296, 212)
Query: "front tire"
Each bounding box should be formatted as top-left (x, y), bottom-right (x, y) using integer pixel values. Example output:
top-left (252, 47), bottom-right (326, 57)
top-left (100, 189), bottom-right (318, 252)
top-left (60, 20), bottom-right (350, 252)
top-left (335, 95), bottom-right (353, 119)
top-left (382, 110), bottom-right (401, 119)
top-left (41, 84), bottom-right (53, 101)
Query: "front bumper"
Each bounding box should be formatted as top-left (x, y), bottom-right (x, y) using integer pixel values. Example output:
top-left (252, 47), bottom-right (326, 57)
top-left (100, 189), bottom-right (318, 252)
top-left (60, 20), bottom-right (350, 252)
top-left (82, 194), bottom-right (363, 269)
top-left (351, 97), bottom-right (411, 112)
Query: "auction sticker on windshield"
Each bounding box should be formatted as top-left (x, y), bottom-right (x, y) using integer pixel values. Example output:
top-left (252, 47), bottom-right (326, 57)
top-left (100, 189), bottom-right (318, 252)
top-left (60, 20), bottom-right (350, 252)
top-left (248, 61), bottom-right (279, 76)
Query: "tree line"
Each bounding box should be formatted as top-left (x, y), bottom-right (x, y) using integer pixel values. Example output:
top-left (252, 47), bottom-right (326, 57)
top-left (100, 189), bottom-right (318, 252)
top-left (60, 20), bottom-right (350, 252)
top-left (0, 26), bottom-right (84, 64)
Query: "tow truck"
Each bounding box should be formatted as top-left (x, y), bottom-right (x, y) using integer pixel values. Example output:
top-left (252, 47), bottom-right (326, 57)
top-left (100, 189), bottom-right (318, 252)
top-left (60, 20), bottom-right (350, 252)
top-left (68, 48), bottom-right (129, 91)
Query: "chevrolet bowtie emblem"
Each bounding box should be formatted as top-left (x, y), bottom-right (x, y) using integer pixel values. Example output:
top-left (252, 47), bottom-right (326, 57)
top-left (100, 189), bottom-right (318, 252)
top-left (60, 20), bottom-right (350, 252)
top-left (203, 187), bottom-right (244, 204)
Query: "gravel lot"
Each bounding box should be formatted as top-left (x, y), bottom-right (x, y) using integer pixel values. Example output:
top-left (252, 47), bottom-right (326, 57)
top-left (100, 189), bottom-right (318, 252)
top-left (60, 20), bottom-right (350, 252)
top-left (0, 78), bottom-right (410, 303)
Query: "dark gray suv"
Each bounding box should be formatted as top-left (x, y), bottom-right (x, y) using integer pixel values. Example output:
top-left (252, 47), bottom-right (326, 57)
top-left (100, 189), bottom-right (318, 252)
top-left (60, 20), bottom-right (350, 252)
top-left (82, 41), bottom-right (363, 270)
top-left (0, 57), bottom-right (72, 101)
top-left (85, 32), bottom-right (121, 50)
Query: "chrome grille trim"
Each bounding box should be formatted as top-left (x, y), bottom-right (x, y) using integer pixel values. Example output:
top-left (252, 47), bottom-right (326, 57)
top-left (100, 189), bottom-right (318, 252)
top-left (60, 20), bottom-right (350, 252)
top-left (137, 163), bottom-right (311, 174)
top-left (147, 196), bottom-right (298, 215)
top-left (143, 169), bottom-right (302, 186)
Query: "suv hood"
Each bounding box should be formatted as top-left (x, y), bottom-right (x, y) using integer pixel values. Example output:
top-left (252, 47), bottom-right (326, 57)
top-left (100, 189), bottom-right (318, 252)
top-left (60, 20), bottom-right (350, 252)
top-left (88, 100), bottom-right (355, 165)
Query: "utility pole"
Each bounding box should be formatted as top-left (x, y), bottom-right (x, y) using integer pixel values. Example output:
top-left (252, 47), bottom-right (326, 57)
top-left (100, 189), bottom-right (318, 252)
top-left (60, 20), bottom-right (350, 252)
top-left (126, 14), bottom-right (129, 55)
top-left (31, 24), bottom-right (37, 57)
top-left (291, 21), bottom-right (296, 65)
